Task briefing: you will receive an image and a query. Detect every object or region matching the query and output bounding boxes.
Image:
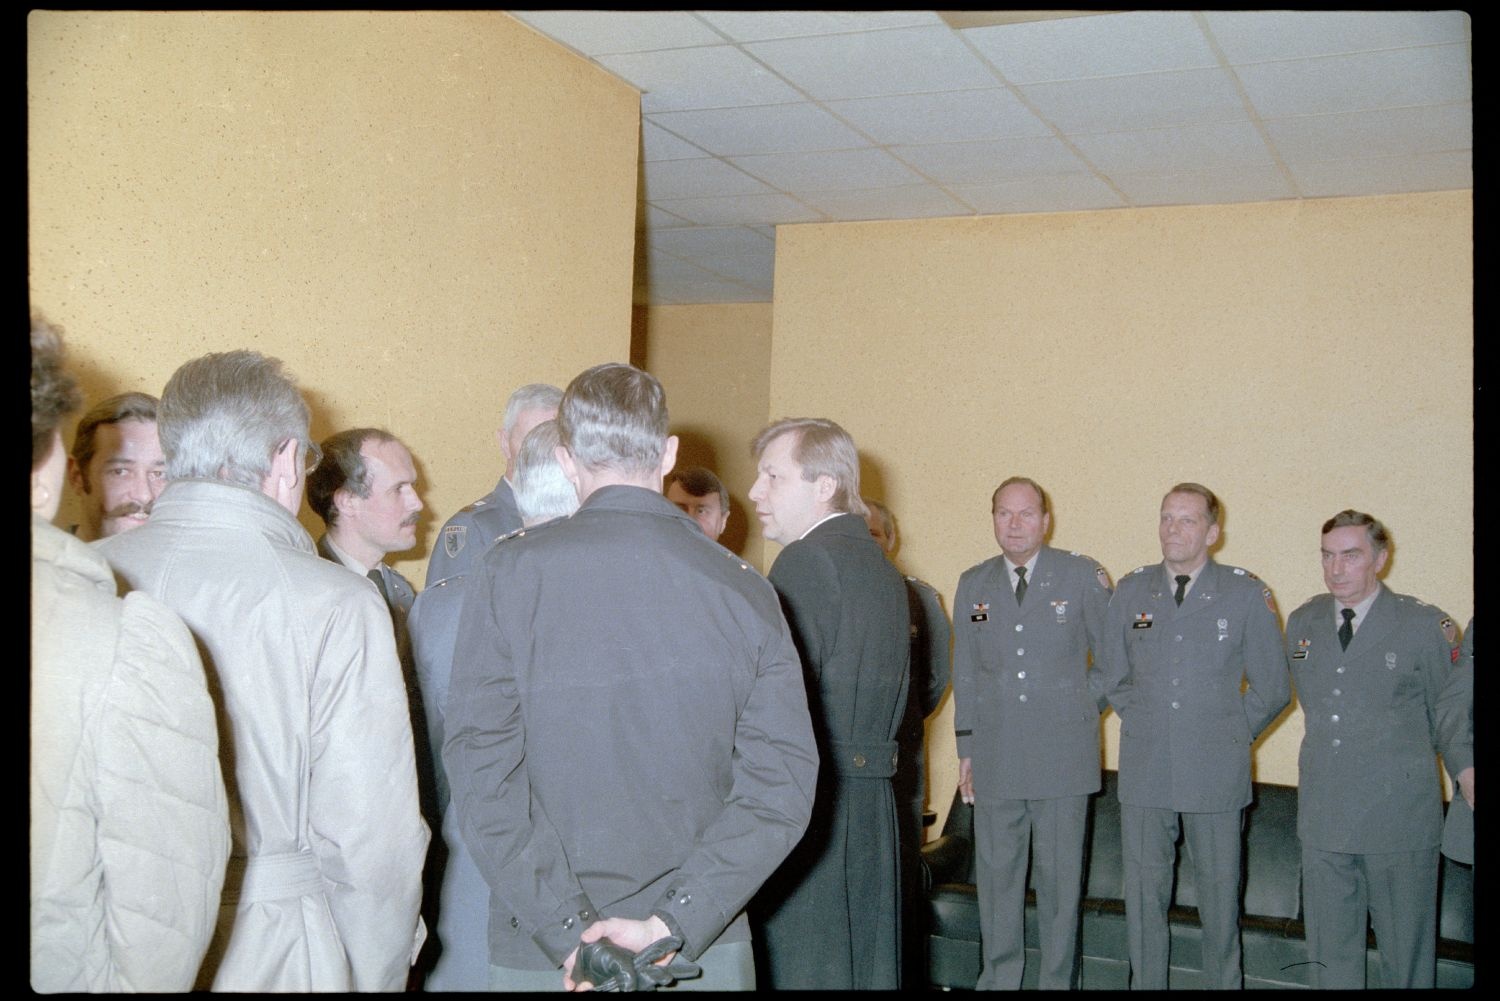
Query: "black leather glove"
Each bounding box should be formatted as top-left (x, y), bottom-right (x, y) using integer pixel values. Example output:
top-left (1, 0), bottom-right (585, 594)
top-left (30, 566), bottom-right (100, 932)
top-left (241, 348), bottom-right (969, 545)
top-left (573, 935), bottom-right (702, 991)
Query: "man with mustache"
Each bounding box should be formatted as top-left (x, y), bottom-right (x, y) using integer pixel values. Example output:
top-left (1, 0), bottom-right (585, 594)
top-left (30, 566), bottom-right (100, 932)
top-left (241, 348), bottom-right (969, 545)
top-left (307, 427), bottom-right (434, 984)
top-left (67, 392), bottom-right (167, 539)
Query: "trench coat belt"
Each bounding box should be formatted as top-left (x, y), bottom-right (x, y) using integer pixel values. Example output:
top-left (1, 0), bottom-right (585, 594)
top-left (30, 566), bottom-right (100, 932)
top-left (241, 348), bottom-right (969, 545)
top-left (222, 849), bottom-right (326, 905)
top-left (828, 738), bottom-right (899, 778)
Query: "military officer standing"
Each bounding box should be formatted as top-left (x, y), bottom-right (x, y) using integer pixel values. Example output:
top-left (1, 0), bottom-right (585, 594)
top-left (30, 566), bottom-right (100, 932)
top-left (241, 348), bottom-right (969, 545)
top-left (424, 383), bottom-right (560, 586)
top-left (952, 477), bottom-right (1111, 989)
top-left (1097, 483), bottom-right (1289, 990)
top-left (1287, 511), bottom-right (1463, 988)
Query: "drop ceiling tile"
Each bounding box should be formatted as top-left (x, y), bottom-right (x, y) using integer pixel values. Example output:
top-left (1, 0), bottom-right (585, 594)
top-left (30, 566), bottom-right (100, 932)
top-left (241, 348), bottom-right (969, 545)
top-left (730, 148), bottom-right (923, 192)
top-left (641, 158), bottom-right (773, 200)
top-left (596, 46), bottom-right (801, 113)
top-left (639, 249), bottom-right (722, 281)
top-left (744, 26), bottom-right (997, 101)
top-left (1205, 10), bottom-right (1471, 65)
top-left (648, 103), bottom-right (870, 156)
top-left (963, 11), bottom-right (1216, 84)
top-left (642, 203), bottom-right (696, 228)
top-left (796, 184), bottom-right (971, 221)
top-left (648, 225), bottom-right (774, 261)
top-left (1236, 44), bottom-right (1471, 119)
top-left (1112, 164), bottom-right (1294, 206)
top-left (697, 10), bottom-right (941, 42)
top-left (950, 173), bottom-right (1124, 214)
top-left (826, 88), bottom-right (1051, 144)
top-left (642, 121), bottom-right (709, 162)
top-left (508, 10), bottom-right (724, 55)
top-left (648, 193), bottom-right (823, 226)
top-left (1287, 150), bottom-right (1472, 197)
top-left (1072, 121), bottom-right (1273, 175)
top-left (893, 136), bottom-right (1088, 185)
top-left (1022, 68), bottom-right (1248, 135)
top-left (1264, 104), bottom-right (1472, 162)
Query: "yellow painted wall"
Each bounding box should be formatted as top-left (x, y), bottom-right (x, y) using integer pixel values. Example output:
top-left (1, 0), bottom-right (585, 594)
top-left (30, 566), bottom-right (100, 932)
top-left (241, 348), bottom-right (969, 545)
top-left (633, 303), bottom-right (774, 568)
top-left (767, 192), bottom-right (1473, 828)
top-left (29, 10), bottom-right (639, 583)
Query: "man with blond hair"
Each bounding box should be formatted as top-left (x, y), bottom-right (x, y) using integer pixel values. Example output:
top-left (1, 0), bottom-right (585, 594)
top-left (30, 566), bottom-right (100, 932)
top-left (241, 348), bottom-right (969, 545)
top-left (748, 417), bottom-right (910, 990)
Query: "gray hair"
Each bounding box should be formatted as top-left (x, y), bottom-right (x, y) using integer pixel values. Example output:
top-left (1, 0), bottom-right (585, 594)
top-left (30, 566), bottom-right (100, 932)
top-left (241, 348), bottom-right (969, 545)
top-left (512, 419), bottom-right (578, 525)
top-left (503, 383), bottom-right (563, 438)
top-left (864, 497), bottom-right (895, 548)
top-left (306, 428), bottom-right (399, 527)
top-left (557, 363), bottom-right (669, 475)
top-left (160, 350), bottom-right (312, 489)
top-left (1322, 509), bottom-right (1391, 555)
top-left (751, 417), bottom-right (866, 518)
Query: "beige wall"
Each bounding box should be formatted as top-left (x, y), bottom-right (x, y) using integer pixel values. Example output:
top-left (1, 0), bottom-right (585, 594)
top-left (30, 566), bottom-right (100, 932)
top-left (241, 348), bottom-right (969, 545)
top-left (29, 11), bottom-right (639, 583)
top-left (633, 303), bottom-right (774, 568)
top-left (767, 192), bottom-right (1473, 828)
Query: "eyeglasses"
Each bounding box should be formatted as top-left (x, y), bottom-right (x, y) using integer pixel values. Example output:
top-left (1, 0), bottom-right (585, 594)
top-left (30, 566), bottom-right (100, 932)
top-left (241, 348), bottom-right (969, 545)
top-left (303, 439), bottom-right (322, 474)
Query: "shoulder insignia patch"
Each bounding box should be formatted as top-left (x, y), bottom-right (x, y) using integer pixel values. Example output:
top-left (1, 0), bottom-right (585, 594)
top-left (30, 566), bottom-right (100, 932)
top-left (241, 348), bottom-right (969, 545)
top-left (1131, 565), bottom-right (1148, 575)
top-left (1441, 616), bottom-right (1458, 645)
top-left (1096, 565), bottom-right (1113, 591)
top-left (442, 524), bottom-right (467, 559)
top-left (1263, 587), bottom-right (1277, 615)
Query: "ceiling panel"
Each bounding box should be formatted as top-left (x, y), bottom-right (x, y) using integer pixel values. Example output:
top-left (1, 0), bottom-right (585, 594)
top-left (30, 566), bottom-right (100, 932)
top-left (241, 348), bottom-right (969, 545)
top-left (730, 148), bottom-right (925, 192)
top-left (1070, 121), bottom-right (1274, 175)
top-left (963, 10), bottom-right (1217, 84)
top-left (893, 136), bottom-right (1089, 185)
top-left (1235, 44), bottom-right (1472, 120)
top-left (596, 45), bottom-right (801, 113)
top-left (648, 103), bottom-right (871, 156)
top-left (744, 26), bottom-right (998, 101)
top-left (1204, 10), bottom-right (1470, 65)
top-left (825, 89), bottom-right (1052, 145)
top-left (1020, 67), bottom-right (1249, 135)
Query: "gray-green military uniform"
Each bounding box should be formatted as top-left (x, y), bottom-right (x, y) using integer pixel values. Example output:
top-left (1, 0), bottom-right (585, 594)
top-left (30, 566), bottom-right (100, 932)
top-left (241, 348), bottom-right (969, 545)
top-left (424, 477), bottom-right (521, 587)
top-left (1288, 587), bottom-right (1462, 988)
top-left (953, 545), bottom-right (1111, 989)
top-left (1098, 560), bottom-right (1289, 990)
top-left (1439, 619), bottom-right (1474, 865)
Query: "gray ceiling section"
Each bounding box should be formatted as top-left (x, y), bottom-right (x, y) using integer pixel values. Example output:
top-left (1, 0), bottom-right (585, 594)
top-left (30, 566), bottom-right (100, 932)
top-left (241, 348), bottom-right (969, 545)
top-left (508, 10), bottom-right (1472, 306)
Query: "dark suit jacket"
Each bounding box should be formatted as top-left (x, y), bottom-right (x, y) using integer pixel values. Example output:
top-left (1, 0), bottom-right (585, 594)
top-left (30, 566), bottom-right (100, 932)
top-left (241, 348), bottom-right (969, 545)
top-left (1289, 586), bottom-right (1460, 854)
top-left (443, 485), bottom-right (817, 969)
top-left (953, 545), bottom-right (1112, 801)
top-left (755, 512), bottom-right (911, 989)
top-left (1099, 559), bottom-right (1289, 813)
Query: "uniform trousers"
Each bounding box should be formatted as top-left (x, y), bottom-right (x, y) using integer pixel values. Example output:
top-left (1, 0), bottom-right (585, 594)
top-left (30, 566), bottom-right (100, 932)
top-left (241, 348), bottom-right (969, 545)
top-left (488, 939), bottom-right (754, 991)
top-left (1301, 846), bottom-right (1438, 989)
top-left (974, 795), bottom-right (1089, 990)
top-left (1120, 805), bottom-right (1243, 990)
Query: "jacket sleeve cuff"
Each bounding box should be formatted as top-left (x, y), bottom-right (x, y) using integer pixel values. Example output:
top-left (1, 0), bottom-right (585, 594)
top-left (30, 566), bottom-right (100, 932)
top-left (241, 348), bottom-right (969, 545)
top-left (531, 893), bottom-right (599, 967)
top-left (955, 731), bottom-right (972, 758)
top-left (650, 883), bottom-right (725, 961)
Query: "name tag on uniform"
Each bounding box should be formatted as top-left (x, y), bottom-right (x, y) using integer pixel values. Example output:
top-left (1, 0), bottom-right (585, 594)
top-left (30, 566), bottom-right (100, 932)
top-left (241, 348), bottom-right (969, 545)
top-left (971, 602), bottom-right (989, 623)
top-left (1132, 612), bottom-right (1153, 629)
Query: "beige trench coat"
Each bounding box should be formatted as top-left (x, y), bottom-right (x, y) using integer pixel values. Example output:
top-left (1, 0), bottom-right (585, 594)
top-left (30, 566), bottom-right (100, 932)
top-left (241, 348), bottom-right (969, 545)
top-left (101, 480), bottom-right (428, 991)
top-left (31, 514), bottom-right (230, 991)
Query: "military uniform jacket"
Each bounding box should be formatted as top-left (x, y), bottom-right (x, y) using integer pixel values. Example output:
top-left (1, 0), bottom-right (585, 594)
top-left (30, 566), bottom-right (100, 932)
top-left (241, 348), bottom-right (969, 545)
top-left (424, 477), bottom-right (521, 587)
top-left (1288, 587), bottom-right (1461, 854)
top-left (1438, 620), bottom-right (1473, 863)
top-left (443, 485), bottom-right (817, 970)
top-left (953, 546), bottom-right (1112, 801)
top-left (1099, 560), bottom-right (1289, 813)
top-left (100, 480), bottom-right (429, 991)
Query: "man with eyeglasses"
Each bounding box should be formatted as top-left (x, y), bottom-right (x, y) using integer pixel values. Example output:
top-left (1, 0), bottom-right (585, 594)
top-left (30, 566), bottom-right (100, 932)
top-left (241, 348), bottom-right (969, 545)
top-left (100, 350), bottom-right (429, 992)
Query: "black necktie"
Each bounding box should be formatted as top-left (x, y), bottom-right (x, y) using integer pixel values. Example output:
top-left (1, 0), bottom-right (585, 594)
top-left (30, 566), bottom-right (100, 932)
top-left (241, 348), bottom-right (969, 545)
top-left (1173, 574), bottom-right (1190, 606)
top-left (367, 567), bottom-right (391, 606)
top-left (1338, 607), bottom-right (1355, 650)
top-left (1014, 566), bottom-right (1028, 605)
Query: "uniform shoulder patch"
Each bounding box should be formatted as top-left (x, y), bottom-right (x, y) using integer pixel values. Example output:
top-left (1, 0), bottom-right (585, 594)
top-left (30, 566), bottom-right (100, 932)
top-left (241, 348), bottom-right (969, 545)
top-left (1262, 587), bottom-right (1277, 615)
top-left (1094, 564), bottom-right (1113, 591)
top-left (442, 524), bottom-right (467, 559)
top-left (1130, 565), bottom-right (1149, 575)
top-left (1440, 615), bottom-right (1458, 645)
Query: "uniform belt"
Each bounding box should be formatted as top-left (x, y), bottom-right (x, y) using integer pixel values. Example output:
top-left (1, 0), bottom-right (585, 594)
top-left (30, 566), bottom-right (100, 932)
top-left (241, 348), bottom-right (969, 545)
top-left (222, 849), bottom-right (325, 905)
top-left (828, 739), bottom-right (899, 778)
